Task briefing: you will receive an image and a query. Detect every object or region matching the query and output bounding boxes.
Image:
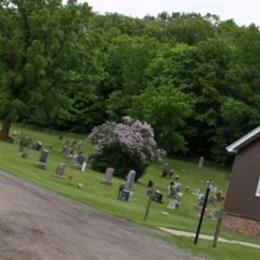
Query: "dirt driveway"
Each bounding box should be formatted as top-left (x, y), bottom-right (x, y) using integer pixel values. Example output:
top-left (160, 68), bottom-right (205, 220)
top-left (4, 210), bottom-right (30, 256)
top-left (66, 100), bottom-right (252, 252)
top-left (0, 172), bottom-right (195, 260)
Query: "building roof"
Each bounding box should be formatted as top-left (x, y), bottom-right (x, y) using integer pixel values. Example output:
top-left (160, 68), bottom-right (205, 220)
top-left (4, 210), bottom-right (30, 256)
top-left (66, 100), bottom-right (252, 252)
top-left (226, 126), bottom-right (260, 153)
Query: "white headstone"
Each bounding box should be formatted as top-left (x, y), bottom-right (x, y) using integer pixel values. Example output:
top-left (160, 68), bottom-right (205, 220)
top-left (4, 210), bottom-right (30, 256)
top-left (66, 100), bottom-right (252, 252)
top-left (198, 156), bottom-right (204, 168)
top-left (81, 162), bottom-right (87, 172)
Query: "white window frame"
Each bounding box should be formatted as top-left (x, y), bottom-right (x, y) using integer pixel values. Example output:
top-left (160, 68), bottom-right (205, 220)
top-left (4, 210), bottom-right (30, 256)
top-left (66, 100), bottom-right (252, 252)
top-left (256, 176), bottom-right (260, 197)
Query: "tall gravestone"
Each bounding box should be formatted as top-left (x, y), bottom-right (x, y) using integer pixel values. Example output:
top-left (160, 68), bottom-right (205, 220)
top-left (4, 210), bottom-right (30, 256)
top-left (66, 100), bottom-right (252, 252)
top-left (37, 149), bottom-right (49, 169)
top-left (118, 170), bottom-right (136, 202)
top-left (125, 170), bottom-right (136, 192)
top-left (198, 156), bottom-right (204, 168)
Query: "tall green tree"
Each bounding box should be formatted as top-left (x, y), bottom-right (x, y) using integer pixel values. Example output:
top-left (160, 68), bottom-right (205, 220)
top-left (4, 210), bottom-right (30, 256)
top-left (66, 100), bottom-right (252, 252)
top-left (0, 0), bottom-right (93, 140)
top-left (131, 86), bottom-right (193, 153)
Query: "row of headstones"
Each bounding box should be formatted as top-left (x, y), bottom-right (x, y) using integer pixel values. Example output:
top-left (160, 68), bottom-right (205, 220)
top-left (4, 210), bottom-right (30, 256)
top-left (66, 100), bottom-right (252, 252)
top-left (37, 149), bottom-right (87, 177)
top-left (37, 149), bottom-right (136, 201)
top-left (36, 150), bottom-right (185, 207)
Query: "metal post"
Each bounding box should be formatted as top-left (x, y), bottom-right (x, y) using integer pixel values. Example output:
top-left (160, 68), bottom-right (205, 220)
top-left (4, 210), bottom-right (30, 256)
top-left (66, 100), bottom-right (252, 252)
top-left (143, 195), bottom-right (153, 221)
top-left (194, 184), bottom-right (211, 244)
top-left (213, 210), bottom-right (225, 248)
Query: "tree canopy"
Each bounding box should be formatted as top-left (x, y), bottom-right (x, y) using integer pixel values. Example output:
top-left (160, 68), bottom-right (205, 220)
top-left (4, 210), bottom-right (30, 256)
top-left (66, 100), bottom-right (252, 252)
top-left (1, 1), bottom-right (260, 164)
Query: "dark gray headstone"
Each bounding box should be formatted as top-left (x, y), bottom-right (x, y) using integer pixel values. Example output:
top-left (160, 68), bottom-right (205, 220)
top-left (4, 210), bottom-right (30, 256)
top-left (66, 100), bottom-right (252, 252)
top-left (77, 154), bottom-right (86, 166)
top-left (37, 149), bottom-right (48, 169)
top-left (118, 189), bottom-right (130, 201)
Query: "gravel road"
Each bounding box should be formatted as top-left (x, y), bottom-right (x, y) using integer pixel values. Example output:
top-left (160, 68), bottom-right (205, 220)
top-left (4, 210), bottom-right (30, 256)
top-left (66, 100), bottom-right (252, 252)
top-left (0, 172), bottom-right (195, 260)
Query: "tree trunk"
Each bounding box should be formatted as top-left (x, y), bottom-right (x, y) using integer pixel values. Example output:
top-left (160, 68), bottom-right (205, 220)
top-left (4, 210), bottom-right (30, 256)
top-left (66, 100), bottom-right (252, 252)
top-left (0, 117), bottom-right (11, 141)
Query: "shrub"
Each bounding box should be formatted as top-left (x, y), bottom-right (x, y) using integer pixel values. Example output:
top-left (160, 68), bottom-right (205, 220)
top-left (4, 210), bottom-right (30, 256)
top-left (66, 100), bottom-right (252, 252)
top-left (88, 117), bottom-right (163, 180)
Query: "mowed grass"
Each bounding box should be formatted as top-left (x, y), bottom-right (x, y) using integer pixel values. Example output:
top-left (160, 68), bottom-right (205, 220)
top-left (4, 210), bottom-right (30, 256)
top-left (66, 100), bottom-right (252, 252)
top-left (0, 125), bottom-right (259, 259)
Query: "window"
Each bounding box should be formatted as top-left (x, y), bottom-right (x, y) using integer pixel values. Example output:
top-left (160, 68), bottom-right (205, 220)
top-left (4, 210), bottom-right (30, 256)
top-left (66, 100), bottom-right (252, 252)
top-left (256, 177), bottom-right (260, 197)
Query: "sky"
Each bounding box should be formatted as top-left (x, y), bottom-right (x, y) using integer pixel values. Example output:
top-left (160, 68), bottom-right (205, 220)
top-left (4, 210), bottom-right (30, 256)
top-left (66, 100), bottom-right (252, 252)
top-left (78, 0), bottom-right (260, 26)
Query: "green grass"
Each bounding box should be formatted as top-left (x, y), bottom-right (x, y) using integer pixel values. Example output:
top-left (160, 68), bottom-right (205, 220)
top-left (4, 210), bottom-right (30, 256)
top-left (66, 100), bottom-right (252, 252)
top-left (164, 235), bottom-right (260, 260)
top-left (0, 124), bottom-right (259, 259)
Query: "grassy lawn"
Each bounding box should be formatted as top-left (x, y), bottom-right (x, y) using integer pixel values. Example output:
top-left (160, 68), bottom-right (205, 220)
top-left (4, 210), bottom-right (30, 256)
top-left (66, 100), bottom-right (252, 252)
top-left (0, 124), bottom-right (259, 259)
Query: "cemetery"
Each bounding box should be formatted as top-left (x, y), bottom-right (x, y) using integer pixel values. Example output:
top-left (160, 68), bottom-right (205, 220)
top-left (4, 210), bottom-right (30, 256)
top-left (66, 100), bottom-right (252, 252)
top-left (0, 124), bottom-right (260, 259)
top-left (1, 1), bottom-right (260, 259)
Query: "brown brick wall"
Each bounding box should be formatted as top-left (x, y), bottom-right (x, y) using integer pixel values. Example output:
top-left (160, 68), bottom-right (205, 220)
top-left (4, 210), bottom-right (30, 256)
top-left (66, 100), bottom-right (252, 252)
top-left (223, 215), bottom-right (260, 238)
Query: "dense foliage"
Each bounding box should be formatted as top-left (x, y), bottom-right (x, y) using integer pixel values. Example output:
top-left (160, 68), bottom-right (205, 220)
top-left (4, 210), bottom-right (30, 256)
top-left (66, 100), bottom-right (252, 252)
top-left (88, 118), bottom-right (161, 180)
top-left (1, 1), bottom-right (260, 164)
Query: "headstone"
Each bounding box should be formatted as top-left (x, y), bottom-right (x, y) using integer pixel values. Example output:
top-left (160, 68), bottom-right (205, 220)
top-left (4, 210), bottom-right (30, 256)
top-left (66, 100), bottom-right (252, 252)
top-left (20, 146), bottom-right (28, 159)
top-left (54, 162), bottom-right (65, 178)
top-left (162, 163), bottom-right (170, 177)
top-left (167, 199), bottom-right (178, 210)
top-left (21, 150), bottom-right (28, 159)
top-left (167, 170), bottom-right (174, 179)
top-left (63, 144), bottom-right (70, 158)
top-left (211, 185), bottom-right (218, 194)
top-left (174, 181), bottom-right (182, 192)
top-left (102, 168), bottom-right (114, 185)
top-left (37, 149), bottom-right (48, 169)
top-left (118, 189), bottom-right (130, 201)
top-left (192, 188), bottom-right (201, 197)
top-left (198, 156), bottom-right (204, 168)
top-left (152, 191), bottom-right (163, 204)
top-left (81, 162), bottom-right (87, 172)
top-left (77, 153), bottom-right (86, 165)
top-left (177, 192), bottom-right (184, 200)
top-left (75, 153), bottom-right (86, 169)
top-left (125, 170), bottom-right (136, 192)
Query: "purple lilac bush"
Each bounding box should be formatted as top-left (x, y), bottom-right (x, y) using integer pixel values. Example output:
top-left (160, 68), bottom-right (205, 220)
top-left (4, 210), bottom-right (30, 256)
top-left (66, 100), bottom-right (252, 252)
top-left (88, 117), bottom-right (163, 179)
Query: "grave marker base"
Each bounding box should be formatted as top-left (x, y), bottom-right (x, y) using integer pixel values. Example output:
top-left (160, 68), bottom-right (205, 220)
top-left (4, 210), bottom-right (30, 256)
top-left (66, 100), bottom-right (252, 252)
top-left (37, 162), bottom-right (46, 169)
top-left (118, 189), bottom-right (130, 201)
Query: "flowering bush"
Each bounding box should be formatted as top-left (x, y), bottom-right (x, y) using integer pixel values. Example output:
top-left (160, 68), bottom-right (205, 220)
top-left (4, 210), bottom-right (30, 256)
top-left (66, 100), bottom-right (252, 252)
top-left (88, 117), bottom-right (163, 180)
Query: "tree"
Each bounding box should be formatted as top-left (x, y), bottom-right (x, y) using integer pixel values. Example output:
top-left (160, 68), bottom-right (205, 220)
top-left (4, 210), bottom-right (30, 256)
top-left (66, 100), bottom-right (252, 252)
top-left (104, 35), bottom-right (158, 121)
top-left (0, 0), bottom-right (93, 140)
top-left (131, 86), bottom-right (193, 153)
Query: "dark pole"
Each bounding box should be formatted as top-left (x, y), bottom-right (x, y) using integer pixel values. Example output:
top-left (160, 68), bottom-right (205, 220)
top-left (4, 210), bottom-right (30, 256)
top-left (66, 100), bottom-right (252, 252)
top-left (194, 184), bottom-right (211, 244)
top-left (212, 210), bottom-right (225, 248)
top-left (143, 195), bottom-right (153, 221)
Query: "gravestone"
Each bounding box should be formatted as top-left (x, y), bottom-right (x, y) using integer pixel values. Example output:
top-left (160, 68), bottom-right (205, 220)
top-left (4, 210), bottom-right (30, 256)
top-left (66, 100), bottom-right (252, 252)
top-left (125, 170), bottom-right (136, 192)
top-left (75, 153), bottom-right (86, 169)
top-left (167, 199), bottom-right (178, 209)
top-left (152, 191), bottom-right (163, 203)
top-left (198, 156), bottom-right (204, 168)
top-left (118, 170), bottom-right (136, 201)
top-left (37, 149), bottom-right (49, 169)
top-left (20, 146), bottom-right (28, 159)
top-left (117, 189), bottom-right (130, 201)
top-left (192, 188), bottom-right (201, 197)
top-left (63, 144), bottom-right (70, 158)
top-left (54, 162), bottom-right (65, 178)
top-left (211, 185), bottom-right (218, 194)
top-left (81, 161), bottom-right (87, 172)
top-left (102, 168), bottom-right (114, 185)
